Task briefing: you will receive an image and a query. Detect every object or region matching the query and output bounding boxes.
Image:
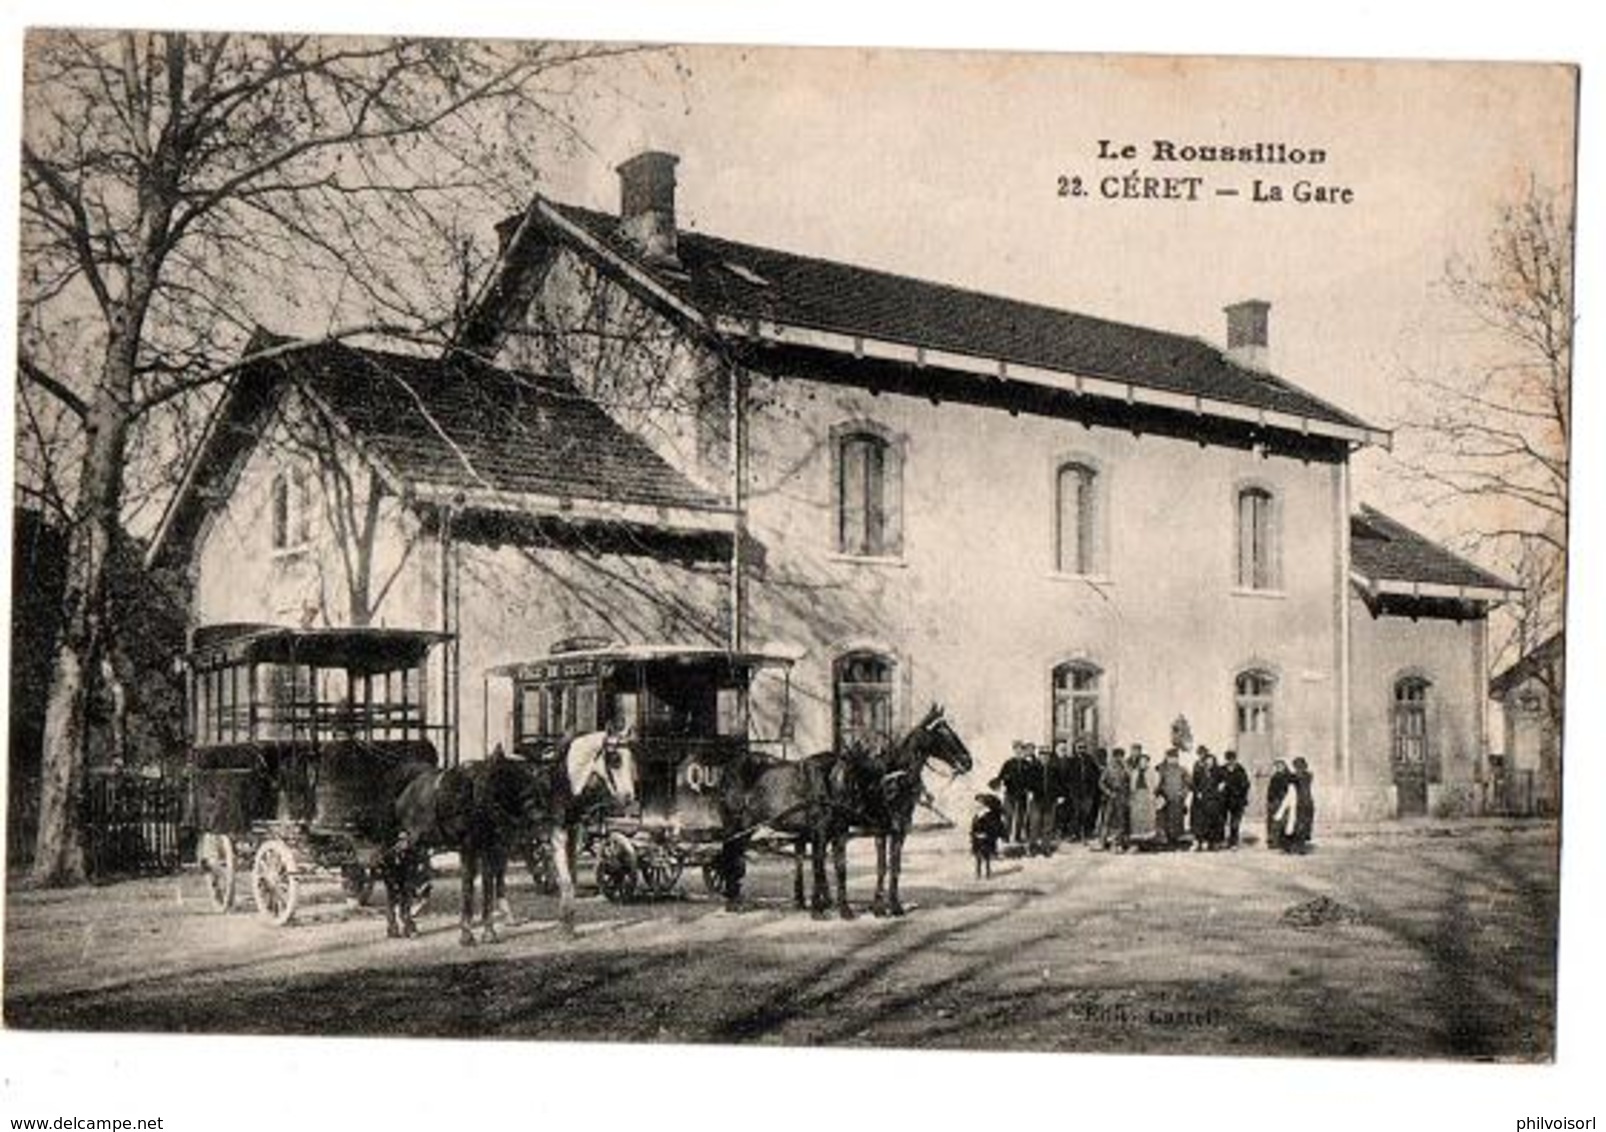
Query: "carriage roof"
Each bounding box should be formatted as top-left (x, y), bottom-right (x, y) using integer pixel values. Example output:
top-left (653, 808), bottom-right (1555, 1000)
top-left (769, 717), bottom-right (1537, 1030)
top-left (486, 644), bottom-right (797, 683)
top-left (185, 624), bottom-right (452, 674)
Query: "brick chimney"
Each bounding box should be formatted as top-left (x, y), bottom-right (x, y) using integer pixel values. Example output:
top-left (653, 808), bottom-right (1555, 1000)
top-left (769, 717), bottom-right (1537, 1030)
top-left (616, 150), bottom-right (680, 268)
top-left (1223, 299), bottom-right (1270, 371)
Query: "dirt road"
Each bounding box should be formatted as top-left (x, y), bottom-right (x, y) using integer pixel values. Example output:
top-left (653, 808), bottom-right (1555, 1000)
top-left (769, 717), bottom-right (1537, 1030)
top-left (3, 822), bottom-right (1557, 1059)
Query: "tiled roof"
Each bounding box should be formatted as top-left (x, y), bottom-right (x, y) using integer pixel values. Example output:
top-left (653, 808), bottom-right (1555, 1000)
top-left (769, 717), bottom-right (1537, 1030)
top-left (148, 339), bottom-right (723, 567)
top-left (539, 202), bottom-right (1374, 435)
top-left (1350, 505), bottom-right (1516, 592)
top-left (280, 341), bottom-right (720, 511)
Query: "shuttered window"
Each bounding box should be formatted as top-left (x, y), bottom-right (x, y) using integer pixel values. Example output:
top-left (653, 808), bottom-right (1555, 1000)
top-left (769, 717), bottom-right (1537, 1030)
top-left (1236, 487), bottom-right (1278, 590)
top-left (836, 431), bottom-right (902, 557)
top-left (1056, 463), bottom-right (1098, 574)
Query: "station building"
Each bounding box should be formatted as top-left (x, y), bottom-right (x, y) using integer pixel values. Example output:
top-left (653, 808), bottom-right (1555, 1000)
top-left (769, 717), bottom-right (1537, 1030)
top-left (150, 150), bottom-right (1520, 819)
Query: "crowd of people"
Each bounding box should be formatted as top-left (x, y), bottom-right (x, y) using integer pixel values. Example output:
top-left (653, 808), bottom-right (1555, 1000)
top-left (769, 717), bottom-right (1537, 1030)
top-left (969, 739), bottom-right (1316, 877)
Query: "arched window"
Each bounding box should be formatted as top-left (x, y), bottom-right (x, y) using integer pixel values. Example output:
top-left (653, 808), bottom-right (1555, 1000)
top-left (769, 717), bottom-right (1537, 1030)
top-left (1055, 462), bottom-right (1099, 575)
top-left (270, 466), bottom-right (310, 553)
top-left (1234, 668), bottom-right (1277, 762)
top-left (834, 651), bottom-right (896, 752)
top-left (835, 429), bottom-right (902, 557)
top-left (1235, 486), bottom-right (1278, 590)
top-left (1052, 661), bottom-right (1102, 750)
top-left (270, 473), bottom-right (292, 551)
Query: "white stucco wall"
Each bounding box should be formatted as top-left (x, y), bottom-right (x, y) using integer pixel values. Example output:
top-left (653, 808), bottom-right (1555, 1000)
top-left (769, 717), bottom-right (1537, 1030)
top-left (191, 390), bottom-right (431, 633)
top-left (1348, 599), bottom-right (1485, 818)
top-left (743, 375), bottom-right (1345, 794)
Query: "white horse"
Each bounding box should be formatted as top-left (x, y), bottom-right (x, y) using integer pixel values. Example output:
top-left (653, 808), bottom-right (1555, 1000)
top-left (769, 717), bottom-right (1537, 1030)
top-left (540, 729), bottom-right (638, 931)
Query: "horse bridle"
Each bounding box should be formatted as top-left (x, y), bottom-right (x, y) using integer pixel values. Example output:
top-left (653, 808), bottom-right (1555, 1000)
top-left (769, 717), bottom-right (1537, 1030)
top-left (917, 717), bottom-right (970, 784)
top-left (879, 722), bottom-right (966, 800)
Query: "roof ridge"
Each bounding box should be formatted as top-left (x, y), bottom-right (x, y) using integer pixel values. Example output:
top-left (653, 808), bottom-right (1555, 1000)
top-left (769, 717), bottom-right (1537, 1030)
top-left (553, 199), bottom-right (1213, 351)
top-left (270, 336), bottom-right (587, 397)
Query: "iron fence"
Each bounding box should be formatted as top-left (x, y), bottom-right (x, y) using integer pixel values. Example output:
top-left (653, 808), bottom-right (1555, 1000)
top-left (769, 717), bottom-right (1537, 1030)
top-left (83, 772), bottom-right (185, 878)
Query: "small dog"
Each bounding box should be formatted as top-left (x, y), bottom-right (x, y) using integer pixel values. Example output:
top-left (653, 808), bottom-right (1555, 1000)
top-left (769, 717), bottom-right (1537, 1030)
top-left (970, 794), bottom-right (1006, 878)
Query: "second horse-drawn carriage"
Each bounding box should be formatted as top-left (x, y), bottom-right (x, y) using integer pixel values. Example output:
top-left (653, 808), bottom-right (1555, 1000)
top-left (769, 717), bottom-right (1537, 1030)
top-left (487, 640), bottom-right (974, 916)
top-left (485, 642), bottom-right (800, 902)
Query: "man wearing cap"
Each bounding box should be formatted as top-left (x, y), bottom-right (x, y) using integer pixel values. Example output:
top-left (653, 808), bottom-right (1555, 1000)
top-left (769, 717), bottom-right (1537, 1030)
top-left (1220, 750), bottom-right (1252, 848)
top-left (992, 742), bottom-right (1035, 846)
top-left (1058, 740), bottom-right (1086, 842)
top-left (1078, 742), bottom-right (1104, 840)
top-left (1154, 747), bottom-right (1191, 848)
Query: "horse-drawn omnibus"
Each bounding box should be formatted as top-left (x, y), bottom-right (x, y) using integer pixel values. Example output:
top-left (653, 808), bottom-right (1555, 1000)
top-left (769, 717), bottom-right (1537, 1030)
top-left (484, 642), bottom-right (798, 900)
top-left (184, 623), bottom-right (452, 925)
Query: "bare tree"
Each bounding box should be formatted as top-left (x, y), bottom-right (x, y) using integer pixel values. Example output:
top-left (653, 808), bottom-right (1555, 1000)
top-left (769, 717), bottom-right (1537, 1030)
top-left (1392, 181), bottom-right (1572, 681)
top-left (17, 29), bottom-right (655, 884)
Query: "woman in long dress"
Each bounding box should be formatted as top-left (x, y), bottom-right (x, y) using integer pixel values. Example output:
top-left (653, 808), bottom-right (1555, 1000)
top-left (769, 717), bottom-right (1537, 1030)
top-left (1280, 757), bottom-right (1316, 853)
top-left (1127, 751), bottom-right (1156, 845)
top-left (1266, 759), bottom-right (1292, 850)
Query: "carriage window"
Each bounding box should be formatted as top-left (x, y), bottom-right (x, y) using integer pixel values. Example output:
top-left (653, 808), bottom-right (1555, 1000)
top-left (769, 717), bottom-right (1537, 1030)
top-left (194, 671), bottom-right (213, 744)
top-left (611, 691), bottom-right (640, 736)
top-left (1051, 661), bottom-right (1102, 749)
top-left (543, 685), bottom-right (571, 736)
top-left (221, 666), bottom-right (241, 741)
top-left (835, 652), bottom-right (895, 752)
top-left (1236, 487), bottom-right (1279, 590)
top-left (836, 430), bottom-right (902, 558)
top-left (573, 684), bottom-right (599, 735)
top-left (517, 686), bottom-right (541, 743)
top-left (1055, 463), bottom-right (1100, 575)
top-left (259, 664), bottom-right (316, 740)
top-left (717, 687), bottom-right (747, 737)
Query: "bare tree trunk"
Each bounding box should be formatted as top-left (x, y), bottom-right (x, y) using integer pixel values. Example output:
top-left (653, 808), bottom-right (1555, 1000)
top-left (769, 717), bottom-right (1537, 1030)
top-left (31, 255), bottom-right (152, 882)
top-left (31, 362), bottom-right (133, 883)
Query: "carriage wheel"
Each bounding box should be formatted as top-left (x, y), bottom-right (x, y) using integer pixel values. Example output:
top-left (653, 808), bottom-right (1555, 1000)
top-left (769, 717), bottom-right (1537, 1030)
top-left (198, 833), bottom-right (236, 913)
top-left (341, 865), bottom-right (375, 908)
top-left (638, 846), bottom-right (684, 897)
top-left (252, 839), bottom-right (300, 926)
top-left (595, 834), bottom-right (638, 903)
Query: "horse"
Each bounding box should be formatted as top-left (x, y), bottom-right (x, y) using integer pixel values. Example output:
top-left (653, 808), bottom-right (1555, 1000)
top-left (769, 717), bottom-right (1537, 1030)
top-left (714, 704), bottom-right (973, 919)
top-left (390, 730), bottom-right (637, 944)
top-left (709, 746), bottom-right (842, 918)
top-left (827, 703), bottom-right (973, 917)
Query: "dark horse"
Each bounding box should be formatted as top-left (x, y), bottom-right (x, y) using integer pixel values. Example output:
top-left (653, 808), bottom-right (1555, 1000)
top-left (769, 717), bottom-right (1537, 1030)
top-left (391, 731), bottom-right (637, 944)
top-left (715, 704), bottom-right (973, 919)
